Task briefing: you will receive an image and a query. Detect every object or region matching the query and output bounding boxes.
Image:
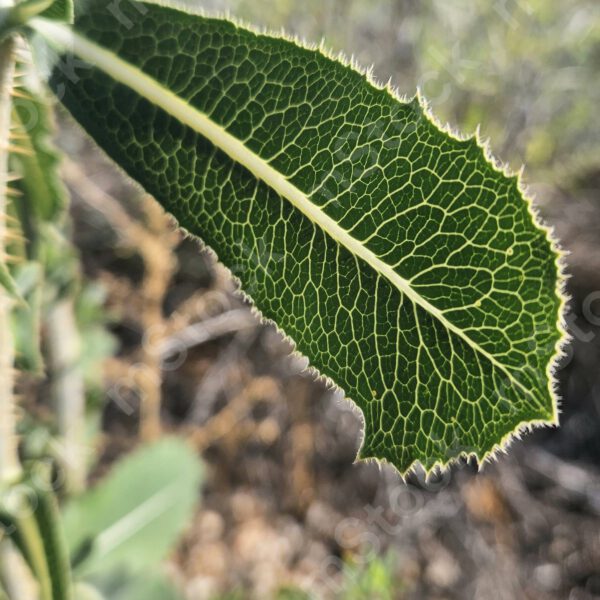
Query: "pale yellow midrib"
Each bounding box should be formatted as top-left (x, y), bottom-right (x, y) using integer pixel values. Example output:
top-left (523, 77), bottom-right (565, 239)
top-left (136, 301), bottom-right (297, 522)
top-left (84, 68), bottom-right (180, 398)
top-left (32, 18), bottom-right (534, 401)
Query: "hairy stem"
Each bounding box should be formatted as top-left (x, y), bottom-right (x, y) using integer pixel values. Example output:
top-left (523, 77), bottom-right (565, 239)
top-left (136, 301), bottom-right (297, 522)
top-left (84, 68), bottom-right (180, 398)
top-left (0, 31), bottom-right (18, 486)
top-left (0, 28), bottom-right (38, 600)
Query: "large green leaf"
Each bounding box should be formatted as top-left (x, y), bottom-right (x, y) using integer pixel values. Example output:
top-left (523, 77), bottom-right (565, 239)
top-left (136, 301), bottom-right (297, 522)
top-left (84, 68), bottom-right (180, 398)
top-left (62, 438), bottom-right (202, 578)
top-left (30, 1), bottom-right (565, 474)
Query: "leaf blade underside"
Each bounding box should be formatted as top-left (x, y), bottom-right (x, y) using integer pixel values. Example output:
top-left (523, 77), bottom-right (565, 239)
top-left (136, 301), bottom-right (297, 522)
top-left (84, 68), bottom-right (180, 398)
top-left (32, 1), bottom-right (564, 474)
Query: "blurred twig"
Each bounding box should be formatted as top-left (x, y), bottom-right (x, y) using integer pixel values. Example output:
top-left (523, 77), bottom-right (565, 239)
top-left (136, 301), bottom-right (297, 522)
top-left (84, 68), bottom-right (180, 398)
top-left (188, 327), bottom-right (258, 425)
top-left (160, 308), bottom-right (257, 360)
top-left (187, 375), bottom-right (281, 452)
top-left (63, 158), bottom-right (178, 441)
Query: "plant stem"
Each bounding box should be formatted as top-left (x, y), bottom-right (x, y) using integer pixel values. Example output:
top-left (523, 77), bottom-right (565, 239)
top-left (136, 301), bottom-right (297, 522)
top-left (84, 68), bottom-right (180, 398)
top-left (0, 30), bottom-right (39, 600)
top-left (138, 198), bottom-right (176, 441)
top-left (47, 298), bottom-right (87, 494)
top-left (0, 29), bottom-right (18, 487)
top-left (0, 543), bottom-right (39, 599)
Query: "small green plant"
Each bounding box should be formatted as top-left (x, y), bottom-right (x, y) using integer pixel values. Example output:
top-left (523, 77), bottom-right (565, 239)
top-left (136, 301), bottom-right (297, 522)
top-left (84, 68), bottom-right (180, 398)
top-left (0, 0), bottom-right (567, 596)
top-left (267, 553), bottom-right (400, 600)
top-left (1, 438), bottom-right (202, 599)
top-left (340, 553), bottom-right (399, 600)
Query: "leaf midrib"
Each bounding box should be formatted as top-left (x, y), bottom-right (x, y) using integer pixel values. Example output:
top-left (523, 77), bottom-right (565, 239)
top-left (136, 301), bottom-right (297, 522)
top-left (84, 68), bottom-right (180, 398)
top-left (32, 17), bottom-right (539, 407)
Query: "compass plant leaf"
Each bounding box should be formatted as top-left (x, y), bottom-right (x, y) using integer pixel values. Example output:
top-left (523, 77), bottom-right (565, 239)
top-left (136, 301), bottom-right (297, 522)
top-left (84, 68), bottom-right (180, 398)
top-left (29, 0), bottom-right (565, 474)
